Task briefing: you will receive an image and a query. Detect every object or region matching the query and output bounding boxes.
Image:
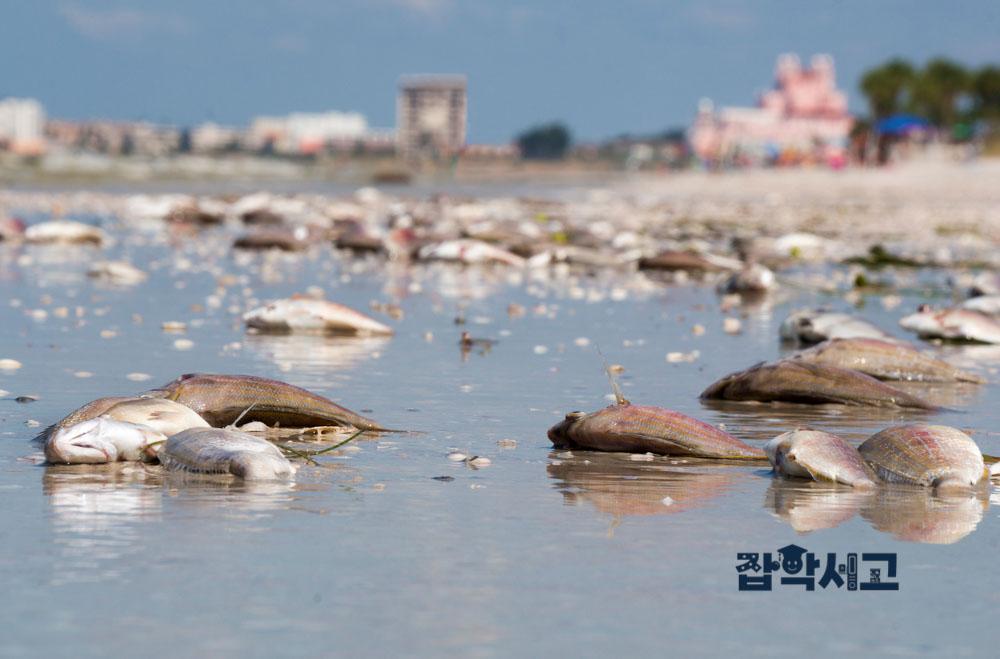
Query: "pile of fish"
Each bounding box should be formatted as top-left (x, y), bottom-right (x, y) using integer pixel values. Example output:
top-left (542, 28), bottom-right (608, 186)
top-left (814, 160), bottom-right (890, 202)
top-left (547, 308), bottom-right (996, 495)
top-left (700, 310), bottom-right (986, 410)
top-left (40, 373), bottom-right (383, 480)
top-left (548, 401), bottom-right (993, 491)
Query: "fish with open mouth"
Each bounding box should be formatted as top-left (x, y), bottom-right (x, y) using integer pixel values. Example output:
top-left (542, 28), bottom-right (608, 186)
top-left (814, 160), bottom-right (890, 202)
top-left (790, 337), bottom-right (983, 383)
top-left (34, 395), bottom-right (209, 443)
top-left (547, 401), bottom-right (765, 459)
top-left (158, 427), bottom-right (296, 481)
top-left (33, 395), bottom-right (136, 443)
top-left (44, 418), bottom-right (165, 464)
top-left (700, 359), bottom-right (934, 409)
top-left (146, 373), bottom-right (384, 430)
top-left (765, 429), bottom-right (877, 488)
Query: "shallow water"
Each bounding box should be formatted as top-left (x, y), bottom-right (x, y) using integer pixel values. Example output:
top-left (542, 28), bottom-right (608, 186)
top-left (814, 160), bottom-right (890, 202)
top-left (2, 208), bottom-right (1000, 656)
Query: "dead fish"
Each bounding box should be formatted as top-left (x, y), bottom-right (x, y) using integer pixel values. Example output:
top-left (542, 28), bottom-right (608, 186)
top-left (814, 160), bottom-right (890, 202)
top-left (166, 205), bottom-right (223, 225)
top-left (244, 297), bottom-right (393, 336)
top-left (700, 360), bottom-right (934, 409)
top-left (638, 250), bottom-right (740, 272)
top-left (765, 429), bottom-right (876, 488)
top-left (900, 305), bottom-right (1000, 344)
top-left (960, 295), bottom-right (1000, 316)
top-left (547, 402), bottom-right (764, 459)
top-left (33, 395), bottom-right (136, 443)
top-left (780, 309), bottom-right (895, 344)
top-left (158, 428), bottom-right (295, 481)
top-left (418, 239), bottom-right (526, 267)
top-left (334, 231), bottom-right (386, 255)
top-left (791, 338), bottom-right (984, 383)
top-left (233, 228), bottom-right (309, 252)
top-left (240, 209), bottom-right (285, 225)
top-left (100, 398), bottom-right (210, 436)
top-left (527, 246), bottom-right (630, 269)
top-left (717, 263), bottom-right (775, 294)
top-left (146, 373), bottom-right (383, 430)
top-left (45, 417), bottom-right (164, 464)
top-left (968, 272), bottom-right (1000, 297)
top-left (25, 220), bottom-right (107, 245)
top-left (87, 260), bottom-right (147, 285)
top-left (858, 424), bottom-right (987, 489)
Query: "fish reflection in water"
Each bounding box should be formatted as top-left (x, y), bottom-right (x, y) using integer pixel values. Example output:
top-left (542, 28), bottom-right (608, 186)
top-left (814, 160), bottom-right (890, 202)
top-left (44, 463), bottom-right (319, 584)
top-left (764, 478), bottom-right (990, 544)
top-left (547, 451), bottom-right (746, 518)
top-left (700, 400), bottom-right (930, 444)
top-left (43, 463), bottom-right (163, 585)
top-left (860, 487), bottom-right (989, 545)
top-left (765, 480), bottom-right (872, 533)
top-left (243, 333), bottom-right (390, 379)
top-left (162, 473), bottom-right (302, 515)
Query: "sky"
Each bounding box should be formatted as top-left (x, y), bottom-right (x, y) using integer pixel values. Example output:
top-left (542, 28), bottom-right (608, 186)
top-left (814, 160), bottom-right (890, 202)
top-left (1, 1), bottom-right (998, 143)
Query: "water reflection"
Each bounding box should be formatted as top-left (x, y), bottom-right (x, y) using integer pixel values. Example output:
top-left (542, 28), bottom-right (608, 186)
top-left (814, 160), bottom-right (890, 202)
top-left (764, 477), bottom-right (990, 544)
top-left (43, 462), bottom-right (329, 586)
top-left (764, 479), bottom-right (871, 533)
top-left (163, 474), bottom-right (304, 515)
top-left (859, 487), bottom-right (989, 545)
top-left (547, 451), bottom-right (746, 517)
top-left (700, 399), bottom-right (934, 444)
top-left (243, 334), bottom-right (389, 380)
top-left (43, 462), bottom-right (162, 585)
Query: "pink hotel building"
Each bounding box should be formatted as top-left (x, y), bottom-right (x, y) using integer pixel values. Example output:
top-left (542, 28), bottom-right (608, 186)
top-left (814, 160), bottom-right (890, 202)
top-left (689, 54), bottom-right (854, 165)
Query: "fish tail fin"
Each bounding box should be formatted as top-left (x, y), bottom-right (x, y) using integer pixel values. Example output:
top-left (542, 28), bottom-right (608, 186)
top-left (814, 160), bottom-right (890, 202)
top-left (31, 425), bottom-right (56, 444)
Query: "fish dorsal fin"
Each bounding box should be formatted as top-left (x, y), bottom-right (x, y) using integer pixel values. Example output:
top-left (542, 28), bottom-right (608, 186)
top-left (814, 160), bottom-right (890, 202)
top-left (227, 403), bottom-right (257, 430)
top-left (597, 346), bottom-right (629, 406)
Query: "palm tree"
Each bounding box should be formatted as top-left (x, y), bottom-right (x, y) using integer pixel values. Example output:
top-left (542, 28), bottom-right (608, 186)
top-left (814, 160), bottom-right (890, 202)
top-left (972, 65), bottom-right (1000, 121)
top-left (910, 58), bottom-right (970, 127)
top-left (860, 59), bottom-right (915, 119)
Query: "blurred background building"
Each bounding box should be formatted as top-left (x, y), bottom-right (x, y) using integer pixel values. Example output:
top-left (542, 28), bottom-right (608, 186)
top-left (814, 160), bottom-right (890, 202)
top-left (0, 97), bottom-right (46, 155)
top-left (246, 110), bottom-right (369, 155)
top-left (689, 54), bottom-right (853, 166)
top-left (397, 75), bottom-right (467, 160)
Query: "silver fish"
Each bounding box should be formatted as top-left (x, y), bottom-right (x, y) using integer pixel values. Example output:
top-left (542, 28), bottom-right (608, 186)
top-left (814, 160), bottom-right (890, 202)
top-left (717, 263), bottom-right (775, 294)
top-left (100, 397), bottom-right (210, 436)
top-left (765, 429), bottom-right (876, 488)
top-left (900, 306), bottom-right (1000, 344)
top-left (45, 418), bottom-right (165, 464)
top-left (858, 424), bottom-right (987, 489)
top-left (244, 297), bottom-right (393, 336)
top-left (960, 295), bottom-right (1000, 316)
top-left (158, 427), bottom-right (296, 480)
top-left (780, 309), bottom-right (896, 344)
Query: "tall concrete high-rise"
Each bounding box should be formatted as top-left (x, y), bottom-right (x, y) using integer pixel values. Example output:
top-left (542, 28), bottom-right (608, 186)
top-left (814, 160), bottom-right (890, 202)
top-left (396, 75), bottom-right (467, 159)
